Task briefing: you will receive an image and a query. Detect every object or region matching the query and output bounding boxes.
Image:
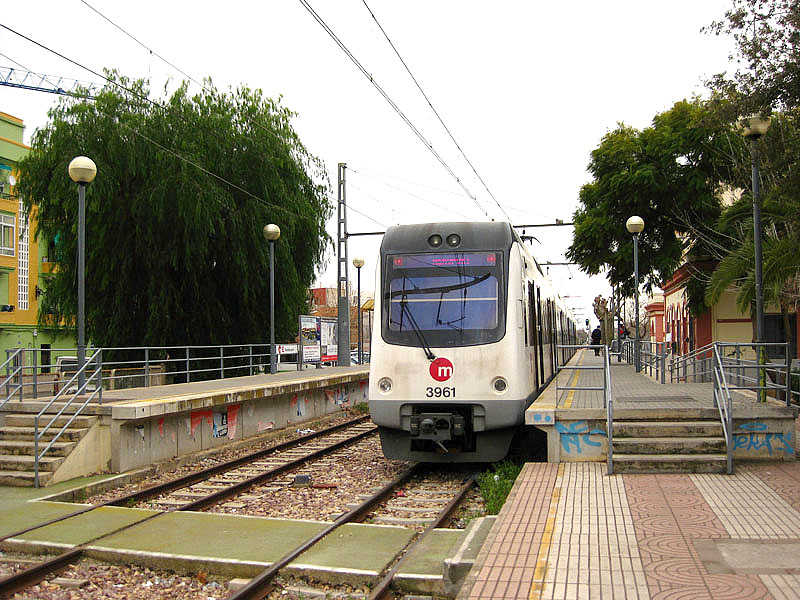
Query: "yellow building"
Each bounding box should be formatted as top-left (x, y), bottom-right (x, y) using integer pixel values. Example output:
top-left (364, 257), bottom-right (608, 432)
top-left (0, 111), bottom-right (75, 352)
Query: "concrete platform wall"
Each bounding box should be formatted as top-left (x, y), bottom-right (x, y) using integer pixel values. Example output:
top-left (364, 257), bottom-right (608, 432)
top-left (110, 379), bottom-right (368, 472)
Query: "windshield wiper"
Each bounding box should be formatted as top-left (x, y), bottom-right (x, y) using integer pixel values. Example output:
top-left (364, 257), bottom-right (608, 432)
top-left (389, 295), bottom-right (436, 361)
top-left (387, 273), bottom-right (490, 298)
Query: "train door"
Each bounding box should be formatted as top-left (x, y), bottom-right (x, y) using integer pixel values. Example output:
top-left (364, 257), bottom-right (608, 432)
top-left (528, 282), bottom-right (539, 390)
top-left (548, 300), bottom-right (555, 379)
top-left (536, 287), bottom-right (546, 385)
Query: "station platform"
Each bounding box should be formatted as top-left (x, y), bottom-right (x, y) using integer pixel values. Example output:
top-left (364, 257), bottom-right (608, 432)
top-left (526, 350), bottom-right (796, 466)
top-left (458, 460), bottom-right (800, 599)
top-left (0, 366), bottom-right (369, 486)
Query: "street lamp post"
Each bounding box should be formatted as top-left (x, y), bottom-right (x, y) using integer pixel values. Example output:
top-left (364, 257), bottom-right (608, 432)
top-left (626, 215), bottom-right (645, 373)
top-left (263, 224), bottom-right (281, 374)
top-left (352, 258), bottom-right (365, 364)
top-left (68, 156), bottom-right (97, 390)
top-left (739, 115), bottom-right (771, 397)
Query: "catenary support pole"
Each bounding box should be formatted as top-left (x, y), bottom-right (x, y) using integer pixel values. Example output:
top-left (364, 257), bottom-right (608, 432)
top-left (337, 163), bottom-right (351, 366)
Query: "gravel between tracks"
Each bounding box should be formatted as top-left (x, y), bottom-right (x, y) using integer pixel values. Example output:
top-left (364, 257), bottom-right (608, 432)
top-left (86, 411), bottom-right (360, 505)
top-left (7, 557), bottom-right (228, 600)
top-left (201, 435), bottom-right (410, 520)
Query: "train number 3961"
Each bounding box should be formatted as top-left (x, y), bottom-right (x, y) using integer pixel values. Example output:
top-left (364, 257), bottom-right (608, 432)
top-left (426, 386), bottom-right (456, 398)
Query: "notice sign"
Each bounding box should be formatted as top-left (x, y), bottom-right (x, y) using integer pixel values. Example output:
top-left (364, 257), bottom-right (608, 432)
top-left (300, 316), bottom-right (321, 362)
top-left (320, 319), bottom-right (338, 362)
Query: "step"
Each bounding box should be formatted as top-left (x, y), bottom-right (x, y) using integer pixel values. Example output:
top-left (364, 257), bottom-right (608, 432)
top-left (613, 454), bottom-right (727, 474)
top-left (613, 421), bottom-right (723, 438)
top-left (0, 426), bottom-right (89, 442)
top-left (0, 469), bottom-right (52, 486)
top-left (3, 414), bottom-right (97, 429)
top-left (0, 454), bottom-right (65, 472)
top-left (0, 439), bottom-right (76, 456)
top-left (612, 437), bottom-right (726, 455)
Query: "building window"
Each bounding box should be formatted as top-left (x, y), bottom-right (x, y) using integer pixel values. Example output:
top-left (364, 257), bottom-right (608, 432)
top-left (0, 214), bottom-right (14, 256)
top-left (17, 201), bottom-right (28, 310)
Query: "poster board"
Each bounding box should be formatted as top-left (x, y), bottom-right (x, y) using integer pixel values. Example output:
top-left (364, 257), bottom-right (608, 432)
top-left (298, 316), bottom-right (338, 364)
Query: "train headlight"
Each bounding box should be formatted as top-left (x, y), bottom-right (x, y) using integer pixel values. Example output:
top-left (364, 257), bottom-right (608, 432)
top-left (378, 377), bottom-right (393, 394)
top-left (492, 377), bottom-right (508, 394)
top-left (446, 233), bottom-right (461, 247)
top-left (428, 234), bottom-right (443, 248)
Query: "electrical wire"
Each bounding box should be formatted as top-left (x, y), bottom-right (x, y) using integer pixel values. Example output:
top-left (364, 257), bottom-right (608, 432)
top-left (0, 48), bottom-right (316, 223)
top-left (0, 29), bottom-right (324, 223)
top-left (360, 0), bottom-right (511, 223)
top-left (349, 170), bottom-right (475, 220)
top-left (296, 0), bottom-right (490, 220)
top-left (75, 0), bottom-right (288, 146)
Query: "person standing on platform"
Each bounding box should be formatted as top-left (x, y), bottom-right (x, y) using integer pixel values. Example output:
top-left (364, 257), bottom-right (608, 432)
top-left (591, 326), bottom-right (602, 356)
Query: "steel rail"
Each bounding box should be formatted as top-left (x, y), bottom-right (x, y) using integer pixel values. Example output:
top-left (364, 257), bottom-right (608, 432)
top-left (0, 414), bottom-right (371, 545)
top-left (227, 463), bottom-right (422, 600)
top-left (177, 426), bottom-right (377, 511)
top-left (367, 475), bottom-right (476, 600)
top-left (0, 417), bottom-right (375, 597)
top-left (0, 548), bottom-right (82, 598)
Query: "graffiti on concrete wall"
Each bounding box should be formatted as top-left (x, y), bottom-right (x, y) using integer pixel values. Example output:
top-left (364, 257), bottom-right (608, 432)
top-left (732, 421), bottom-right (793, 455)
top-left (555, 421), bottom-right (606, 454)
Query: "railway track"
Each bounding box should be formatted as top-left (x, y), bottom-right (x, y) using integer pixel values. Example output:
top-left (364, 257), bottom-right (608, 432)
top-left (0, 415), bottom-right (376, 598)
top-left (227, 468), bottom-right (475, 600)
top-left (0, 415), bottom-right (481, 599)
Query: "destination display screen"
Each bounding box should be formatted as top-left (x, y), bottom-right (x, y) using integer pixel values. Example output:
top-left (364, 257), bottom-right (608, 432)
top-left (391, 252), bottom-right (497, 269)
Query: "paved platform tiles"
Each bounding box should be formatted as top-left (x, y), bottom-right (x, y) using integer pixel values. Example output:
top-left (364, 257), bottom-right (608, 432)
top-left (538, 350), bottom-right (760, 411)
top-left (459, 461), bottom-right (800, 600)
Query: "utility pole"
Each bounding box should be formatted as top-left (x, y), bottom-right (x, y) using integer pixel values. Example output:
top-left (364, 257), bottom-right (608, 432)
top-left (337, 163), bottom-right (351, 367)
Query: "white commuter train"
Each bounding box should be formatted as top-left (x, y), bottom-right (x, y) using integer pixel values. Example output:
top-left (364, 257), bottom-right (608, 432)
top-left (368, 221), bottom-right (579, 462)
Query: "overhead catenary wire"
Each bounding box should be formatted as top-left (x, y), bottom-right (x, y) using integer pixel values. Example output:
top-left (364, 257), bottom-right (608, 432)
top-left (349, 168), bottom-right (475, 220)
top-left (0, 30), bottom-right (319, 223)
top-left (359, 0), bottom-right (512, 223)
top-left (75, 0), bottom-right (289, 147)
top-left (296, 0), bottom-right (491, 221)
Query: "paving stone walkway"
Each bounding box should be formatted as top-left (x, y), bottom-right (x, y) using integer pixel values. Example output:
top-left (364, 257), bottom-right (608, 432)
top-left (460, 460), bottom-right (800, 599)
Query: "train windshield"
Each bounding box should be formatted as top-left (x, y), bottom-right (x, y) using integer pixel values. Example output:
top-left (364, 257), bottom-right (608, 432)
top-left (383, 252), bottom-right (505, 347)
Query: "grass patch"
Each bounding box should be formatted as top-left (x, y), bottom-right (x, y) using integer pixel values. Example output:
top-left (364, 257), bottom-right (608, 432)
top-left (350, 402), bottom-right (370, 415)
top-left (477, 461), bottom-right (523, 514)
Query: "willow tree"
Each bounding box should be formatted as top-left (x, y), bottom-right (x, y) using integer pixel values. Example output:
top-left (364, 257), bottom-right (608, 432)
top-left (17, 75), bottom-right (332, 348)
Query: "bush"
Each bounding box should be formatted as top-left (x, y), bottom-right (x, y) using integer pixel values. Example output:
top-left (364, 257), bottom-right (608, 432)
top-left (350, 402), bottom-right (370, 415)
top-left (477, 461), bottom-right (523, 514)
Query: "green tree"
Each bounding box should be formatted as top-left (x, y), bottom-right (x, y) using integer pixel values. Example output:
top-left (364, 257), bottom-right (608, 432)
top-left (566, 99), bottom-right (734, 301)
top-left (706, 108), bottom-right (800, 345)
top-left (17, 75), bottom-right (332, 348)
top-left (706, 0), bottom-right (800, 111)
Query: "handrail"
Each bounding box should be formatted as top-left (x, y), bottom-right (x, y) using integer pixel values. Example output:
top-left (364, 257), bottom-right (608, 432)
top-left (0, 348), bottom-right (23, 409)
top-left (711, 343), bottom-right (734, 474)
top-left (604, 345), bottom-right (613, 475)
top-left (34, 349), bottom-right (103, 487)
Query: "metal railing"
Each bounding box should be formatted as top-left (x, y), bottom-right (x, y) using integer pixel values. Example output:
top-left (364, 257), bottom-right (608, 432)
top-left (34, 349), bottom-right (103, 487)
top-left (555, 344), bottom-right (607, 405)
top-left (0, 344), bottom-right (298, 402)
top-left (670, 342), bottom-right (715, 383)
top-left (0, 348), bottom-right (23, 409)
top-left (604, 346), bottom-right (614, 475)
top-left (670, 341), bottom-right (794, 407)
top-left (711, 345), bottom-right (734, 474)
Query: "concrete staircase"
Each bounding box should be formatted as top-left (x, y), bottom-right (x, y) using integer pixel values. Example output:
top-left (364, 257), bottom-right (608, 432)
top-left (0, 413), bottom-right (98, 486)
top-left (611, 409), bottom-right (728, 474)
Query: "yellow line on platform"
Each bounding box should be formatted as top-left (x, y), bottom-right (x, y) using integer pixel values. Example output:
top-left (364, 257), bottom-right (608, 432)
top-left (528, 463), bottom-right (564, 600)
top-left (561, 350), bottom-right (584, 409)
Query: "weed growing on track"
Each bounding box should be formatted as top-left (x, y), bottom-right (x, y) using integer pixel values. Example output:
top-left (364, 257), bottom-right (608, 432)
top-left (477, 461), bottom-right (523, 514)
top-left (350, 402), bottom-right (370, 415)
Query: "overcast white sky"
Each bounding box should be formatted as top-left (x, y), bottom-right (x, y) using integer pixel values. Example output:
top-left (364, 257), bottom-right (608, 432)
top-left (0, 1), bottom-right (735, 325)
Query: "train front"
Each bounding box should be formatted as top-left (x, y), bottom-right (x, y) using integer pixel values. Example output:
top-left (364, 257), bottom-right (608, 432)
top-left (369, 222), bottom-right (525, 463)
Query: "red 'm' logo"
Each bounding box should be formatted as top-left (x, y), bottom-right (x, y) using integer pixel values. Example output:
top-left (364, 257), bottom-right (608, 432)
top-left (430, 357), bottom-right (454, 382)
